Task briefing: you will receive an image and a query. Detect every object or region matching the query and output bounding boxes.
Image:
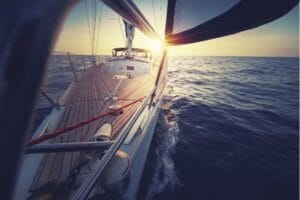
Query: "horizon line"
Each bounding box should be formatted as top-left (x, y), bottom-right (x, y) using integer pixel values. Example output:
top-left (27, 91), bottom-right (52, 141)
top-left (52, 51), bottom-right (299, 58)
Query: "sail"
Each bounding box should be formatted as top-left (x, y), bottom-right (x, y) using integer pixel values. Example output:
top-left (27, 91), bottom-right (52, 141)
top-left (102, 0), bottom-right (160, 40)
top-left (124, 20), bottom-right (135, 56)
top-left (124, 20), bottom-right (135, 40)
top-left (165, 0), bottom-right (299, 45)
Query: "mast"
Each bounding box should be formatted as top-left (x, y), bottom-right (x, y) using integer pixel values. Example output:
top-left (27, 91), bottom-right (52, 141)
top-left (124, 20), bottom-right (135, 57)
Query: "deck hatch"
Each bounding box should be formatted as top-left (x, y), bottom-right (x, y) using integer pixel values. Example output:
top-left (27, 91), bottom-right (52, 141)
top-left (126, 66), bottom-right (134, 71)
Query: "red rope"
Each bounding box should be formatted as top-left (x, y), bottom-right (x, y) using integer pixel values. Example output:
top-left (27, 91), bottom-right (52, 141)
top-left (27, 96), bottom-right (146, 146)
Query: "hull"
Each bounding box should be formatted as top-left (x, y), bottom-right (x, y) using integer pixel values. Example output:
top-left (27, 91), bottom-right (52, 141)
top-left (121, 86), bottom-right (164, 200)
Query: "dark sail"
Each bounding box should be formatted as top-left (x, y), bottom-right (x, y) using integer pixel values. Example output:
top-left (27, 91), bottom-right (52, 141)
top-left (165, 0), bottom-right (299, 45)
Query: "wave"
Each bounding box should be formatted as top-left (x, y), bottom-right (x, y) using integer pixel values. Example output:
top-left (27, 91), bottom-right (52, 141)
top-left (145, 97), bottom-right (181, 200)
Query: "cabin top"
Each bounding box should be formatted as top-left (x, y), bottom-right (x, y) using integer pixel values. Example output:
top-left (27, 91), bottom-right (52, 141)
top-left (112, 47), bottom-right (152, 59)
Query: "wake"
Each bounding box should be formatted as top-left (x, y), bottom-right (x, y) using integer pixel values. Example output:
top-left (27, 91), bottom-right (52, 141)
top-left (145, 96), bottom-right (181, 200)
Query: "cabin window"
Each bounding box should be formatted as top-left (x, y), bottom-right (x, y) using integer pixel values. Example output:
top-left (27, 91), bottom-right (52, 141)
top-left (127, 66), bottom-right (134, 71)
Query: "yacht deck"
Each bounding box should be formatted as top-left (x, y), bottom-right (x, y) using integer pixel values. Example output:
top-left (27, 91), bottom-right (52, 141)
top-left (29, 65), bottom-right (155, 191)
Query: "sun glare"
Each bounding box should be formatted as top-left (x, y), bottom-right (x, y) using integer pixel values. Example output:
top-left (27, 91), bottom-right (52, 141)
top-left (144, 38), bottom-right (164, 53)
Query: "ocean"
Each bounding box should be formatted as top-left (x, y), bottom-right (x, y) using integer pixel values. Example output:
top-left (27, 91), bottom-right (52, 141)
top-left (34, 55), bottom-right (299, 200)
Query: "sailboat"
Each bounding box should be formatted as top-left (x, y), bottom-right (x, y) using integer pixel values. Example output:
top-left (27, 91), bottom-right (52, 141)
top-left (0, 0), bottom-right (298, 200)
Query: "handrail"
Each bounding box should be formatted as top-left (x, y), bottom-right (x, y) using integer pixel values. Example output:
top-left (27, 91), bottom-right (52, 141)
top-left (25, 141), bottom-right (114, 154)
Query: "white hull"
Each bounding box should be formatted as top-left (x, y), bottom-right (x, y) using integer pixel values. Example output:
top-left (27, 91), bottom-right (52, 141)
top-left (122, 90), bottom-right (163, 200)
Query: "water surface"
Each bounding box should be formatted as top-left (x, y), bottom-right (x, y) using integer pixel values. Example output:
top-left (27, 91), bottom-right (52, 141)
top-left (35, 56), bottom-right (299, 200)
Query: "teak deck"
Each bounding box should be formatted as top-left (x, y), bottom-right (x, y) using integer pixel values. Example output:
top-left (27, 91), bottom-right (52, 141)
top-left (29, 65), bottom-right (155, 191)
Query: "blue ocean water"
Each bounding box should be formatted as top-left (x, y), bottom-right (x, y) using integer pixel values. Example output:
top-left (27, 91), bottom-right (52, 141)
top-left (35, 56), bottom-right (299, 200)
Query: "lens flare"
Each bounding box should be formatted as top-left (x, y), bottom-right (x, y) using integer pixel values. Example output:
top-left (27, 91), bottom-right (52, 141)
top-left (144, 38), bottom-right (164, 53)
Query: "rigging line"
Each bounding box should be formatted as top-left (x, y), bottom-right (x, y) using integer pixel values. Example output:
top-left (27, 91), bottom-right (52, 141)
top-left (95, 1), bottom-right (103, 56)
top-left (160, 0), bottom-right (163, 35)
top-left (159, 0), bottom-right (165, 36)
top-left (85, 0), bottom-right (93, 56)
top-left (91, 0), bottom-right (96, 57)
top-left (94, 1), bottom-right (100, 56)
top-left (91, 0), bottom-right (94, 56)
top-left (92, 0), bottom-right (96, 55)
top-left (93, 0), bottom-right (98, 57)
top-left (151, 0), bottom-right (159, 33)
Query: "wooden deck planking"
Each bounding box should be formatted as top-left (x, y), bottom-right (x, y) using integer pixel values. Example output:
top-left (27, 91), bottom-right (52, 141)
top-left (41, 83), bottom-right (84, 185)
top-left (72, 75), bottom-right (98, 168)
top-left (111, 101), bottom-right (141, 136)
top-left (69, 76), bottom-right (96, 171)
top-left (60, 81), bottom-right (86, 176)
top-left (66, 84), bottom-right (86, 176)
top-left (30, 65), bottom-right (156, 191)
top-left (30, 81), bottom-right (83, 189)
top-left (30, 98), bottom-right (74, 190)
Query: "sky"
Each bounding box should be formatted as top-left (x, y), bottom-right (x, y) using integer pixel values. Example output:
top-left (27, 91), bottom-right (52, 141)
top-left (54, 0), bottom-right (299, 57)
